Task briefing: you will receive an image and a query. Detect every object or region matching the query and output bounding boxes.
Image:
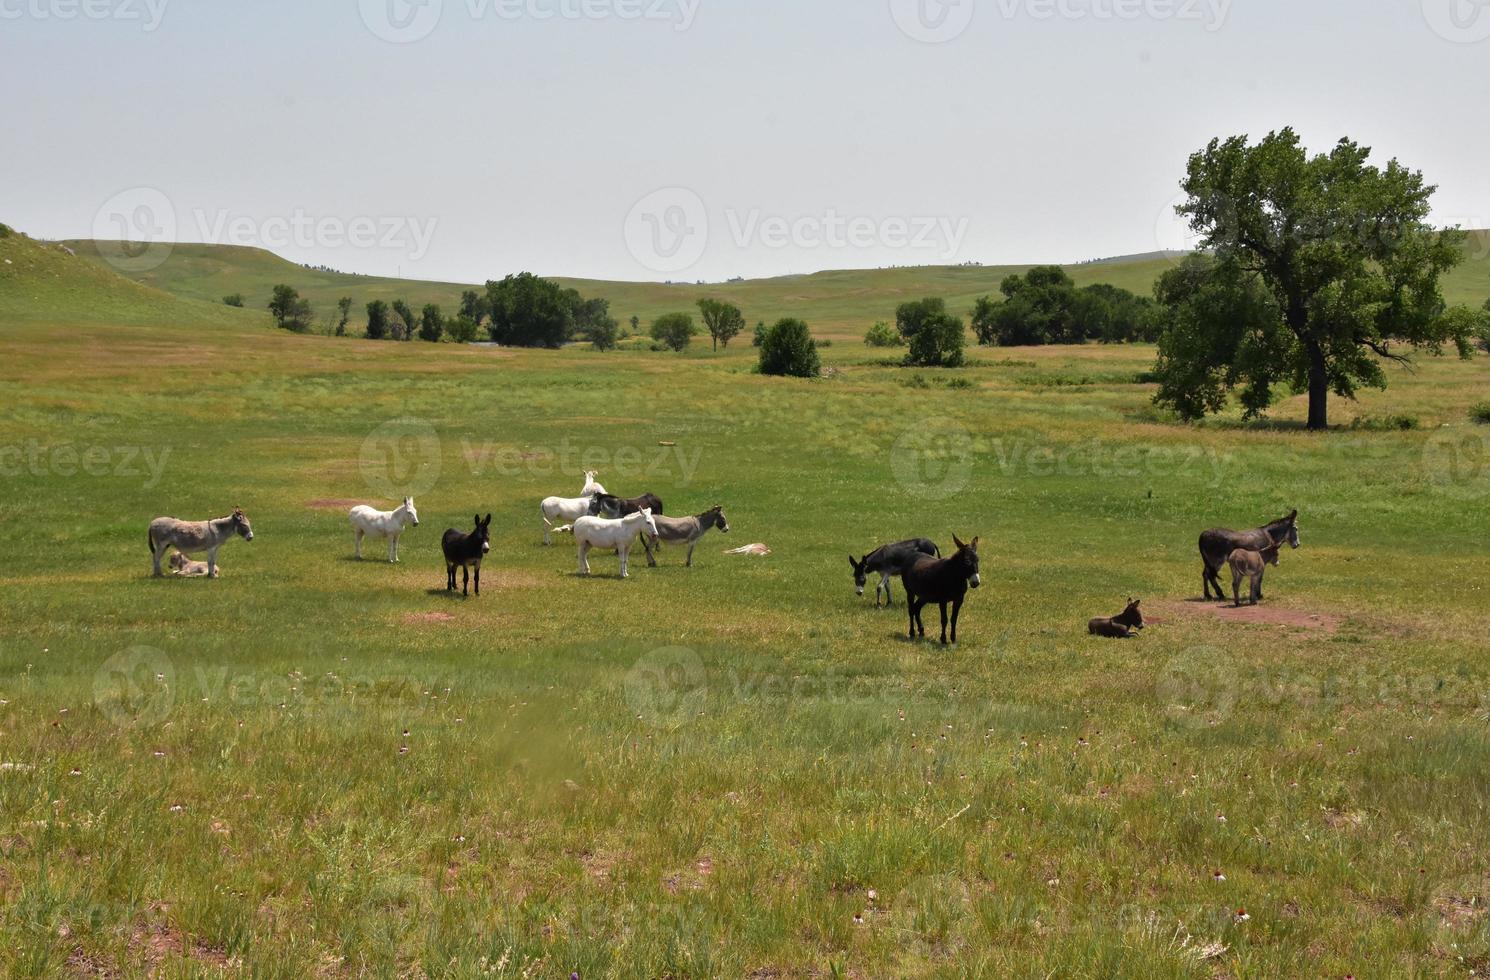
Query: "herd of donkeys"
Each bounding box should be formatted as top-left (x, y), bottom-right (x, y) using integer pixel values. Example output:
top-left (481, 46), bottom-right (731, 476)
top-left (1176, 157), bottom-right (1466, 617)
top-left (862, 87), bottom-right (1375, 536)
top-left (143, 470), bottom-right (1303, 646)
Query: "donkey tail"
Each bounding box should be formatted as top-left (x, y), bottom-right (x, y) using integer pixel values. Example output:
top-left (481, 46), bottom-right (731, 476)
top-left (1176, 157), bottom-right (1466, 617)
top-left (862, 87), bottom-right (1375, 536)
top-left (147, 528), bottom-right (155, 554)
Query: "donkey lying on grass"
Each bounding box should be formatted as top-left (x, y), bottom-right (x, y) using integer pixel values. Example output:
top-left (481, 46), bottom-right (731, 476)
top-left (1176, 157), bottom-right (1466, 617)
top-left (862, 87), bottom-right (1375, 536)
top-left (642, 505), bottom-right (730, 567)
top-left (849, 538), bottom-right (940, 607)
top-left (1089, 599), bottom-right (1144, 638)
top-left (168, 551), bottom-right (214, 578)
top-left (148, 508), bottom-right (253, 578)
top-left (1228, 543), bottom-right (1280, 607)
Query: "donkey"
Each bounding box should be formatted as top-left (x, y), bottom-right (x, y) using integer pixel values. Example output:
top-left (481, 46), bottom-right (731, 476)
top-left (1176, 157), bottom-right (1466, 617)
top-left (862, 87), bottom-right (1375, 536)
top-left (1089, 599), bottom-right (1145, 638)
top-left (594, 492), bottom-right (665, 518)
top-left (540, 472), bottom-right (617, 545)
top-left (849, 538), bottom-right (940, 607)
top-left (1228, 543), bottom-right (1280, 607)
top-left (901, 534), bottom-right (981, 645)
top-left (168, 551), bottom-right (214, 578)
top-left (573, 509), bottom-right (660, 579)
top-left (442, 514), bottom-right (492, 597)
top-left (642, 506), bottom-right (730, 567)
top-left (148, 508), bottom-right (253, 578)
top-left (350, 497), bottom-right (419, 563)
top-left (1199, 510), bottom-right (1299, 601)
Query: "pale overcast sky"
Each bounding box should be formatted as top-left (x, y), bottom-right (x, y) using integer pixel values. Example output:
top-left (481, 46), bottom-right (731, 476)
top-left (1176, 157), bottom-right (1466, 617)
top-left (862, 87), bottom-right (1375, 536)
top-left (3, 0), bottom-right (1487, 283)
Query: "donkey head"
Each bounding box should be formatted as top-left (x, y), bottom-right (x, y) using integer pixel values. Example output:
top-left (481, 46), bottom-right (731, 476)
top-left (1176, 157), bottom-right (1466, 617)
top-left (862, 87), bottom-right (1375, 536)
top-left (403, 497), bottom-right (420, 527)
top-left (591, 494), bottom-right (623, 519)
top-left (711, 506), bottom-right (730, 534)
top-left (848, 554), bottom-right (869, 595)
top-left (951, 534), bottom-right (981, 589)
top-left (1272, 509), bottom-right (1300, 549)
top-left (1260, 542), bottom-right (1282, 566)
top-left (639, 508), bottom-right (659, 539)
top-left (232, 507), bottom-right (254, 541)
top-left (472, 514), bottom-right (492, 554)
top-left (1118, 598), bottom-right (1144, 630)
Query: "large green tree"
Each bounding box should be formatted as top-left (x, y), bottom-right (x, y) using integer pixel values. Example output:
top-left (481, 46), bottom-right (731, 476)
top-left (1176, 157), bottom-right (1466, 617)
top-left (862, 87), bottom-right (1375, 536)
top-left (650, 312), bottom-right (697, 353)
top-left (697, 298), bottom-right (746, 351)
top-left (897, 297), bottom-right (965, 368)
top-left (1159, 128), bottom-right (1471, 429)
top-left (758, 318), bottom-right (821, 378)
top-left (485, 273), bottom-right (574, 348)
top-left (268, 284), bottom-right (313, 332)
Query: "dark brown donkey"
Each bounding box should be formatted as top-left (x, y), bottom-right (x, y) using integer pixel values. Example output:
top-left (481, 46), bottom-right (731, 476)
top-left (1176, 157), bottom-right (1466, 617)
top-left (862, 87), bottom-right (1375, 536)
top-left (900, 534), bottom-right (981, 645)
top-left (442, 514), bottom-right (492, 597)
top-left (1089, 599), bottom-right (1144, 638)
top-left (1199, 510), bottom-right (1299, 601)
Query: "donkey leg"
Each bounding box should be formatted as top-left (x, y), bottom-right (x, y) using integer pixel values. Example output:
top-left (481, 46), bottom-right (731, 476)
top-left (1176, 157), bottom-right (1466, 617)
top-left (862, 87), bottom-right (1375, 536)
top-left (354, 529), bottom-right (363, 559)
top-left (446, 562), bottom-right (456, 591)
top-left (950, 599), bottom-right (963, 645)
top-left (389, 534), bottom-right (398, 564)
top-left (207, 546), bottom-right (219, 580)
top-left (461, 565), bottom-right (470, 597)
top-left (619, 545), bottom-right (630, 579)
top-left (939, 603), bottom-right (949, 645)
top-left (578, 542), bottom-right (591, 576)
top-left (644, 537), bottom-right (658, 568)
top-left (152, 540), bottom-right (170, 577)
top-left (906, 596), bottom-right (917, 639)
top-left (686, 542), bottom-right (696, 568)
top-left (474, 562), bottom-right (481, 596)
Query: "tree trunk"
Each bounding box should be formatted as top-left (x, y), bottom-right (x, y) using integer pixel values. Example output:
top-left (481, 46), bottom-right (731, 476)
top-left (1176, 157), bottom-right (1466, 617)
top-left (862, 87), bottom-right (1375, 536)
top-left (1306, 342), bottom-right (1328, 430)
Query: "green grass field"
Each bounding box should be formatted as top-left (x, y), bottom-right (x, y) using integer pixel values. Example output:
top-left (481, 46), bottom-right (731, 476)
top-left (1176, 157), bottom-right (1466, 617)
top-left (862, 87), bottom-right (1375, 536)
top-left (4, 227), bottom-right (1490, 977)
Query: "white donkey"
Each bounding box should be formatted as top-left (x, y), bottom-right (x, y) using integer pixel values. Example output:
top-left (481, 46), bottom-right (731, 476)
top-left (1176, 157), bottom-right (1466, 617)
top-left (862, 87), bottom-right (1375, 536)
top-left (148, 508), bottom-right (253, 578)
top-left (573, 509), bottom-right (659, 579)
top-left (350, 497), bottom-right (420, 562)
top-left (540, 471), bottom-right (611, 545)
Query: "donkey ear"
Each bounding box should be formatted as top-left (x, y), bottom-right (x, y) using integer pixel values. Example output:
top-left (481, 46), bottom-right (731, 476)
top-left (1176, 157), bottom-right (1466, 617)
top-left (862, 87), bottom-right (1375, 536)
top-left (483, 514), bottom-right (492, 526)
top-left (1287, 509), bottom-right (1298, 522)
top-left (952, 533), bottom-right (965, 550)
top-left (474, 515), bottom-right (480, 527)
top-left (848, 555), bottom-right (858, 569)
top-left (970, 536), bottom-right (979, 550)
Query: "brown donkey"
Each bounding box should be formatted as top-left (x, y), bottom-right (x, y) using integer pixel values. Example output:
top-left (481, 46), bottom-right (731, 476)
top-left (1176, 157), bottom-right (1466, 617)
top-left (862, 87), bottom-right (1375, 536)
top-left (1089, 599), bottom-right (1144, 639)
top-left (1228, 543), bottom-right (1280, 607)
top-left (900, 534), bottom-right (981, 645)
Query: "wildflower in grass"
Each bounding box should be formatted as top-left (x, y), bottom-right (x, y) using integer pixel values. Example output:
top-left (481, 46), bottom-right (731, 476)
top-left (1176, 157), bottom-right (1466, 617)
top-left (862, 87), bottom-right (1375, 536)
top-left (1234, 908), bottom-right (1250, 922)
top-left (1212, 870), bottom-right (1226, 881)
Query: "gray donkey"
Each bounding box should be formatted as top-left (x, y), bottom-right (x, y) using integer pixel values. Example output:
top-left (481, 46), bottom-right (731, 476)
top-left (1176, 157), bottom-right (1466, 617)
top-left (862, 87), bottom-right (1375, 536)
top-left (148, 507), bottom-right (254, 578)
top-left (642, 505), bottom-right (730, 568)
top-left (849, 538), bottom-right (940, 607)
top-left (1199, 510), bottom-right (1298, 601)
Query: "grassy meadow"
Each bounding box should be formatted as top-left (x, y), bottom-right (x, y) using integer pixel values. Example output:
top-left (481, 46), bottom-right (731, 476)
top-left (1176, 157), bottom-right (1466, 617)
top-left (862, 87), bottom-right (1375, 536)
top-left (3, 229), bottom-right (1490, 977)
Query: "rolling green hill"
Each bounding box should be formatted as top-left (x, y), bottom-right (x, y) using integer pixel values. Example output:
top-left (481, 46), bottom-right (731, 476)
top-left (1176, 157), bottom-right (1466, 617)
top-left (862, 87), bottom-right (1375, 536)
top-left (62, 231), bottom-right (1490, 342)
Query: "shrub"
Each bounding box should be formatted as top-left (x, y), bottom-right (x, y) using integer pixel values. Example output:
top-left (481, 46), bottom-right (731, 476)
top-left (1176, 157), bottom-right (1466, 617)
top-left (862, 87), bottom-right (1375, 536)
top-left (0, 223), bottom-right (12, 238)
top-left (365, 300), bottom-right (391, 340)
top-left (864, 320), bottom-right (903, 347)
top-left (446, 314), bottom-right (479, 344)
top-left (1349, 414), bottom-right (1420, 431)
top-left (418, 304), bottom-right (444, 343)
top-left (752, 322), bottom-right (767, 347)
top-left (1470, 403), bottom-right (1490, 425)
top-left (268, 284), bottom-right (313, 333)
top-left (650, 312), bottom-right (697, 352)
top-left (222, 294), bottom-right (245, 308)
top-left (897, 297), bottom-right (965, 368)
top-left (758, 318), bottom-right (821, 378)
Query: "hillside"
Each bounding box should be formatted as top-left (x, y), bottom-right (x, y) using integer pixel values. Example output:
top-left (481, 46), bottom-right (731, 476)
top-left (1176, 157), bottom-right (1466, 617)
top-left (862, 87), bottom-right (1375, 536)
top-left (51, 229), bottom-right (1490, 342)
top-left (1, 228), bottom-right (257, 329)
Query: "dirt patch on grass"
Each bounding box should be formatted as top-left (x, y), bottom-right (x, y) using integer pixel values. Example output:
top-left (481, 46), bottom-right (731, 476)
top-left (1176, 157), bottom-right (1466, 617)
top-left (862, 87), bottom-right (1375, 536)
top-left (1152, 600), bottom-right (1341, 633)
top-left (305, 499), bottom-right (362, 511)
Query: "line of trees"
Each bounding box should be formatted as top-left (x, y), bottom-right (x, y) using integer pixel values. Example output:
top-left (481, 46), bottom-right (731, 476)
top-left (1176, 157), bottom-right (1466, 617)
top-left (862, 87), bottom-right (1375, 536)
top-left (971, 267), bottom-right (1161, 346)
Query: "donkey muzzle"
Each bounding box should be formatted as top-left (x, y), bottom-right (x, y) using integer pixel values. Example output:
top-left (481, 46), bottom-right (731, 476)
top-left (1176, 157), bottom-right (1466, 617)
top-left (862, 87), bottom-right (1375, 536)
top-left (968, 574), bottom-right (981, 589)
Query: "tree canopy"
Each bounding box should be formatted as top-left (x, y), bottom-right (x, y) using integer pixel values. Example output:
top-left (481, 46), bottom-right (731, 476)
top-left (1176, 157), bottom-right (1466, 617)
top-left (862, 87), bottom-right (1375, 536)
top-left (758, 318), bottom-right (821, 378)
top-left (485, 273), bottom-right (575, 349)
top-left (1154, 128), bottom-right (1472, 429)
top-left (697, 298), bottom-right (746, 351)
top-left (971, 267), bottom-right (1159, 347)
top-left (268, 284), bottom-right (313, 333)
top-left (897, 297), bottom-right (965, 368)
top-left (650, 312), bottom-right (697, 353)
